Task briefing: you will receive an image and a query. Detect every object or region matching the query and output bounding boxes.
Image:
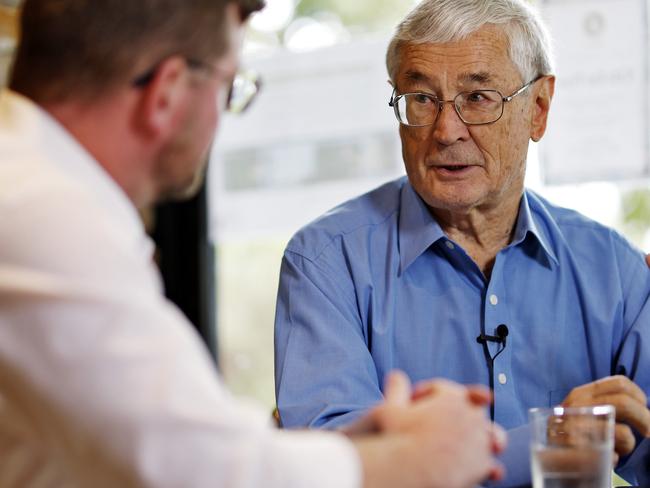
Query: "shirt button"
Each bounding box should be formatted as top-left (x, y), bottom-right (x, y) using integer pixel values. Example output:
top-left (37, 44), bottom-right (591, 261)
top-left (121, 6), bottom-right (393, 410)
top-left (489, 294), bottom-right (498, 306)
top-left (498, 373), bottom-right (507, 385)
top-left (445, 241), bottom-right (455, 250)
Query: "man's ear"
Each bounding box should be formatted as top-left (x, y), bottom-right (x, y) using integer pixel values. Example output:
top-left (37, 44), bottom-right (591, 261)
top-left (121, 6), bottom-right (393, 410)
top-left (136, 56), bottom-right (190, 139)
top-left (530, 75), bottom-right (555, 142)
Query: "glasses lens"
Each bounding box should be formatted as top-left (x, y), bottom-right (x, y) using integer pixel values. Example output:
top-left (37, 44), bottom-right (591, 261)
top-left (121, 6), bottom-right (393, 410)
top-left (394, 93), bottom-right (438, 127)
top-left (455, 90), bottom-right (503, 124)
top-left (228, 70), bottom-right (261, 114)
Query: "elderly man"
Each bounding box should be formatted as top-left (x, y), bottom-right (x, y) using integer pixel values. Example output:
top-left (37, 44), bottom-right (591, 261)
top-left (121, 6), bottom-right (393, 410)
top-left (274, 0), bottom-right (650, 485)
top-left (0, 1), bottom-right (505, 487)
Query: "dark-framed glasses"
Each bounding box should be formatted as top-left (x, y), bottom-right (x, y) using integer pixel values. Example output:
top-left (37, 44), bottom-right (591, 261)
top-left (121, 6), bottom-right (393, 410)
top-left (389, 75), bottom-right (543, 127)
top-left (132, 58), bottom-right (261, 114)
top-left (226, 69), bottom-right (261, 114)
top-left (132, 58), bottom-right (211, 87)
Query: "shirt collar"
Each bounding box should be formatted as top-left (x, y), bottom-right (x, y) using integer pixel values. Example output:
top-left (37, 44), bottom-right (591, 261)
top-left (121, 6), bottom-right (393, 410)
top-left (398, 182), bottom-right (447, 274)
top-left (0, 89), bottom-right (152, 260)
top-left (398, 181), bottom-right (559, 273)
top-left (512, 191), bottom-right (558, 265)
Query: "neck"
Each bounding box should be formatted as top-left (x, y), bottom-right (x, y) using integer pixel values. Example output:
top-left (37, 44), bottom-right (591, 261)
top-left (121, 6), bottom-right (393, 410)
top-left (431, 191), bottom-right (523, 279)
top-left (43, 94), bottom-right (156, 209)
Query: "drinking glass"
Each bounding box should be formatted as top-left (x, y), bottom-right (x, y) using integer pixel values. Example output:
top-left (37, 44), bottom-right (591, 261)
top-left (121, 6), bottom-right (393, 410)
top-left (529, 405), bottom-right (615, 488)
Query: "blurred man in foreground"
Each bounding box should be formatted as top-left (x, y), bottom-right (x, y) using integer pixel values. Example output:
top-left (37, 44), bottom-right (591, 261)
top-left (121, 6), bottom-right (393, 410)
top-left (274, 0), bottom-right (650, 485)
top-left (0, 0), bottom-right (504, 487)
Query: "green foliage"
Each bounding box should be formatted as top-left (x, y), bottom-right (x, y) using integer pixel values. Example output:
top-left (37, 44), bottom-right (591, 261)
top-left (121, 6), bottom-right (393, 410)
top-left (621, 187), bottom-right (650, 245)
top-left (622, 188), bottom-right (650, 227)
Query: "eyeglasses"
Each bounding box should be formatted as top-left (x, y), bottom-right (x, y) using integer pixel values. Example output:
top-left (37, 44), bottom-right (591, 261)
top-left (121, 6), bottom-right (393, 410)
top-left (132, 57), bottom-right (261, 114)
top-left (226, 69), bottom-right (262, 115)
top-left (388, 75), bottom-right (543, 127)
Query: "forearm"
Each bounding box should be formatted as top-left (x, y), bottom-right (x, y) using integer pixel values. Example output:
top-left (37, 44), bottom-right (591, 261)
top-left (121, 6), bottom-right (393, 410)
top-left (354, 435), bottom-right (427, 488)
top-left (275, 253), bottom-right (384, 428)
top-left (0, 326), bottom-right (364, 487)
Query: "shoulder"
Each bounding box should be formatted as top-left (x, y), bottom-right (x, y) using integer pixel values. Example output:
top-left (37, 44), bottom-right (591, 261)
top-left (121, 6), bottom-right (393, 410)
top-left (285, 177), bottom-right (407, 260)
top-left (0, 150), bottom-right (157, 293)
top-left (527, 190), bottom-right (643, 265)
top-left (0, 147), bottom-right (84, 227)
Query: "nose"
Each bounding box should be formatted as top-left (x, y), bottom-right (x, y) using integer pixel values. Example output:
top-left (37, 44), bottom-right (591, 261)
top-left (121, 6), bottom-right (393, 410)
top-left (431, 101), bottom-right (471, 146)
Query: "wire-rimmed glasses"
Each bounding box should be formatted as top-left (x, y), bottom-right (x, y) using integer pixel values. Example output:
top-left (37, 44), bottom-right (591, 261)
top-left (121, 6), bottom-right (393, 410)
top-left (389, 75), bottom-right (543, 127)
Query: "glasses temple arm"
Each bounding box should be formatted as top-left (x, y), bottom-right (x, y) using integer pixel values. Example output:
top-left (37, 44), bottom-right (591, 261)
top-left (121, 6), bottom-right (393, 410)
top-left (503, 74), bottom-right (545, 102)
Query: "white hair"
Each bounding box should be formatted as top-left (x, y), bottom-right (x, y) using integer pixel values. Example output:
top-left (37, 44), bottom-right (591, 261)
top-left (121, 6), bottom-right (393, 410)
top-left (386, 0), bottom-right (554, 83)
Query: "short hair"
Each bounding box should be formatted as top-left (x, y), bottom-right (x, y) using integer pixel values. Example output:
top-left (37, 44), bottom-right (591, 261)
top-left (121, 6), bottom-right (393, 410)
top-left (386, 0), bottom-right (554, 83)
top-left (9, 0), bottom-right (265, 104)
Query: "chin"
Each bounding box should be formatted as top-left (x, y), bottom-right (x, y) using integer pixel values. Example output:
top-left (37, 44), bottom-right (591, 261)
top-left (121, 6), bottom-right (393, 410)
top-left (416, 186), bottom-right (484, 213)
top-left (158, 169), bottom-right (206, 203)
top-left (431, 199), bottom-right (478, 213)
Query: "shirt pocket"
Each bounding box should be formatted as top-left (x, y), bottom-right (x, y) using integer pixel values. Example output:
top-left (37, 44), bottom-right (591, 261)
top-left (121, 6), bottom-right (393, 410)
top-left (549, 388), bottom-right (572, 406)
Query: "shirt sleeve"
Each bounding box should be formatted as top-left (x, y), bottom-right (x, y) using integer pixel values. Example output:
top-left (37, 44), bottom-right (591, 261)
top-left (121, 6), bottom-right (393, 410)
top-left (611, 236), bottom-right (650, 484)
top-left (274, 247), bottom-right (384, 429)
top-left (0, 185), bottom-right (362, 488)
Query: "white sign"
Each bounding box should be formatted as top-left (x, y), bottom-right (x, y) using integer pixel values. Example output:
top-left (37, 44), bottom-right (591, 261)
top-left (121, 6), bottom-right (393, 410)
top-left (208, 38), bottom-right (404, 241)
top-left (540, 0), bottom-right (649, 183)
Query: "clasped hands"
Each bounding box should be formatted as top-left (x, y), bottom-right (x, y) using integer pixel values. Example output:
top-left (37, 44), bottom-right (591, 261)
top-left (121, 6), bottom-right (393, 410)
top-left (342, 371), bottom-right (506, 488)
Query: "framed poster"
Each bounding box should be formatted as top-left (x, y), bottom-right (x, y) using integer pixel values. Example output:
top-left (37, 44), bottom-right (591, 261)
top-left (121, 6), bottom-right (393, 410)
top-left (540, 0), bottom-right (649, 183)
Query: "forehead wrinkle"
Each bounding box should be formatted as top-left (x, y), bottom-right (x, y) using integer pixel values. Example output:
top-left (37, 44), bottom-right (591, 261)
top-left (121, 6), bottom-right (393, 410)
top-left (400, 58), bottom-right (504, 91)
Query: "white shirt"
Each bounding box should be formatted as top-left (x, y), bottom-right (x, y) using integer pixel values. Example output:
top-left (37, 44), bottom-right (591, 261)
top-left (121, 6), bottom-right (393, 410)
top-left (0, 89), bottom-right (361, 488)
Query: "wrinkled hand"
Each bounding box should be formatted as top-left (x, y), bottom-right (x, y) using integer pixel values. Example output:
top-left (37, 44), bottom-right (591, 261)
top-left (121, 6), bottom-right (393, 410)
top-left (562, 375), bottom-right (650, 464)
top-left (349, 371), bottom-right (505, 488)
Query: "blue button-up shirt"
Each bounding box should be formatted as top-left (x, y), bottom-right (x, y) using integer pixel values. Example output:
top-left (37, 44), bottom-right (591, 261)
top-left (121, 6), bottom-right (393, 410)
top-left (274, 177), bottom-right (650, 487)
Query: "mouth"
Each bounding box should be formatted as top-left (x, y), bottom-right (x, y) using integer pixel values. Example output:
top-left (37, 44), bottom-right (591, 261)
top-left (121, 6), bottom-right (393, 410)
top-left (438, 165), bottom-right (471, 172)
top-left (428, 163), bottom-right (480, 179)
top-left (432, 162), bottom-right (479, 171)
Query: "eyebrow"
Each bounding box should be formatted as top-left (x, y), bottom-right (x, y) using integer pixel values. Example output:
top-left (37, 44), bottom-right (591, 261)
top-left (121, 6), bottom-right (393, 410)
top-left (404, 70), bottom-right (432, 84)
top-left (403, 70), bottom-right (496, 87)
top-left (458, 71), bottom-right (494, 84)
